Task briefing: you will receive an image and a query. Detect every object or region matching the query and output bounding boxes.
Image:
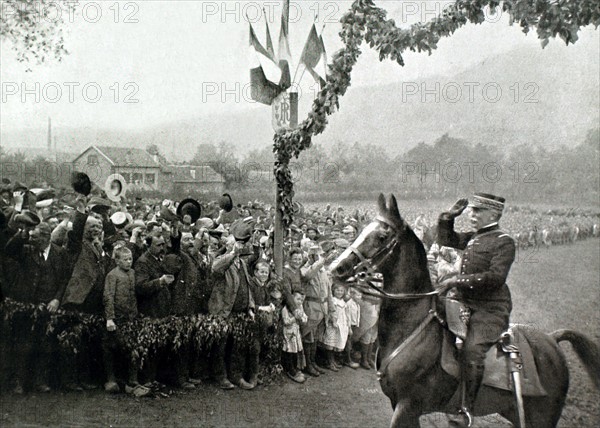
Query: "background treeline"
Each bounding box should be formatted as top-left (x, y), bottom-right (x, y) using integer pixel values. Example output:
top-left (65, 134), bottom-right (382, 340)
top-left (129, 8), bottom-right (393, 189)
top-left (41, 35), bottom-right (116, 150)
top-left (191, 128), bottom-right (599, 205)
top-left (1, 128), bottom-right (598, 205)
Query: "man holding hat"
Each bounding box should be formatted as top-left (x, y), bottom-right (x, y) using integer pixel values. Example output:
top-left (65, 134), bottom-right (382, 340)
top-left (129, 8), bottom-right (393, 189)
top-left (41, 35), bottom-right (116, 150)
top-left (437, 193), bottom-right (516, 427)
top-left (208, 220), bottom-right (256, 390)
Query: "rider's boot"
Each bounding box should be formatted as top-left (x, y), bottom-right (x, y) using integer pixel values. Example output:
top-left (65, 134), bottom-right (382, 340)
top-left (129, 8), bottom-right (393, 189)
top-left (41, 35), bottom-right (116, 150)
top-left (449, 361), bottom-right (484, 427)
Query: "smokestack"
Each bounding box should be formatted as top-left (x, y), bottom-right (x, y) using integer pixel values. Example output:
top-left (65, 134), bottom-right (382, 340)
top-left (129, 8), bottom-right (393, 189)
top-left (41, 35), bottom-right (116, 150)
top-left (47, 117), bottom-right (52, 150)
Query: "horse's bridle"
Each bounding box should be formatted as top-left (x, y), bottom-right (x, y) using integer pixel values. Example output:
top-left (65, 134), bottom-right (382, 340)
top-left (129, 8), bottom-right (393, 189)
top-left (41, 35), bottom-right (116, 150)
top-left (345, 216), bottom-right (439, 301)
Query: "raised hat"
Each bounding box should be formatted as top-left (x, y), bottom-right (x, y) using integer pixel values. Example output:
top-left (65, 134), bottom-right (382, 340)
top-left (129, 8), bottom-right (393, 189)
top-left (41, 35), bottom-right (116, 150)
top-left (159, 205), bottom-right (179, 222)
top-left (230, 219), bottom-right (252, 242)
top-left (12, 181), bottom-right (28, 192)
top-left (196, 217), bottom-right (215, 229)
top-left (219, 193), bottom-right (234, 212)
top-left (14, 210), bottom-right (41, 227)
top-left (88, 197), bottom-right (111, 213)
top-left (110, 211), bottom-right (130, 228)
top-left (177, 198), bottom-right (202, 223)
top-left (468, 192), bottom-right (505, 213)
top-left (71, 172), bottom-right (92, 196)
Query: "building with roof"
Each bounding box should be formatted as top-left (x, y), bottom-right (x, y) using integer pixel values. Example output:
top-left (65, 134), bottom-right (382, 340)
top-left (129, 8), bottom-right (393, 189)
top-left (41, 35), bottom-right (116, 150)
top-left (72, 145), bottom-right (163, 190)
top-left (71, 146), bottom-right (225, 196)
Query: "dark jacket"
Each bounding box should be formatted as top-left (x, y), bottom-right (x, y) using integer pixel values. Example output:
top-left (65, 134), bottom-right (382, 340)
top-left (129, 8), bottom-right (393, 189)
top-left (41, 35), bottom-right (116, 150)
top-left (208, 252), bottom-right (255, 317)
top-left (134, 252), bottom-right (171, 318)
top-left (437, 215), bottom-right (515, 308)
top-left (62, 240), bottom-right (111, 312)
top-left (170, 252), bottom-right (201, 316)
top-left (5, 233), bottom-right (69, 304)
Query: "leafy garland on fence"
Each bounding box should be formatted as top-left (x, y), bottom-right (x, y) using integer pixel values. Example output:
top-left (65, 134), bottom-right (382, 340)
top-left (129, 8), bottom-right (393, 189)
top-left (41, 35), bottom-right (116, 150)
top-left (273, 0), bottom-right (600, 226)
top-left (1, 299), bottom-right (283, 379)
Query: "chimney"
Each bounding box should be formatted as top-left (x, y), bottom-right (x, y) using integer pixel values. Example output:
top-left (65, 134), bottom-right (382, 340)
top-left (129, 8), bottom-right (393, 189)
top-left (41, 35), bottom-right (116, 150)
top-left (153, 154), bottom-right (159, 164)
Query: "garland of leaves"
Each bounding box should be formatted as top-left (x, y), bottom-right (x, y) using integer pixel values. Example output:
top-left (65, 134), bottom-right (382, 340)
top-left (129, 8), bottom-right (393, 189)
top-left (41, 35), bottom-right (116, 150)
top-left (273, 0), bottom-right (600, 226)
top-left (1, 299), bottom-right (282, 378)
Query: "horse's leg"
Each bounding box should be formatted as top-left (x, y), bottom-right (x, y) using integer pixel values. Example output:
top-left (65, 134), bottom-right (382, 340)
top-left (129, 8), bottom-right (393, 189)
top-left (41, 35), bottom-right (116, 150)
top-left (390, 399), bottom-right (421, 428)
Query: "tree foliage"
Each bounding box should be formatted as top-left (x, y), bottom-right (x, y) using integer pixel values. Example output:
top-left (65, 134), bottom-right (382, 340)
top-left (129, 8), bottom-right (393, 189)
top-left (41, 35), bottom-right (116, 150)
top-left (273, 0), bottom-right (600, 226)
top-left (0, 0), bottom-right (76, 68)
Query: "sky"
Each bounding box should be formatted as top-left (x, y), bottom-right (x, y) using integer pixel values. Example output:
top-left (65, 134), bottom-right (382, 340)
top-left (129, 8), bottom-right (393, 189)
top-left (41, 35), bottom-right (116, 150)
top-left (1, 0), bottom-right (599, 132)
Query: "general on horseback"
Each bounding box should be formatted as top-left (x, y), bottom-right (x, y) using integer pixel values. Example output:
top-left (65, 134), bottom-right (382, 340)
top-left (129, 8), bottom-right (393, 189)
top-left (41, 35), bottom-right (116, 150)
top-left (436, 193), bottom-right (515, 427)
top-left (330, 193), bottom-right (600, 428)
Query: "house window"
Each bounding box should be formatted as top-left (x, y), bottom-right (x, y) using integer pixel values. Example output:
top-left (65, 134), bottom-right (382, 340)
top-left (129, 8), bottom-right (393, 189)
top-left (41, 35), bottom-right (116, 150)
top-left (145, 173), bottom-right (155, 185)
top-left (87, 155), bottom-right (98, 165)
top-left (132, 172), bottom-right (143, 184)
top-left (190, 170), bottom-right (196, 180)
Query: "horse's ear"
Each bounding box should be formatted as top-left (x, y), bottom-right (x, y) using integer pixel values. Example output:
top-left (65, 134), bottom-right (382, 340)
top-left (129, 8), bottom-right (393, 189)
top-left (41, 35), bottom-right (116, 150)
top-left (378, 193), bottom-right (387, 215)
top-left (387, 194), bottom-right (402, 222)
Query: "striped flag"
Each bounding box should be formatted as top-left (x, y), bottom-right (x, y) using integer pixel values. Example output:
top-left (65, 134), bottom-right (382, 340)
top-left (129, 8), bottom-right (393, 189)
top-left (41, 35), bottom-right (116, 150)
top-left (264, 10), bottom-right (275, 59)
top-left (299, 23), bottom-right (327, 88)
top-left (277, 0), bottom-right (292, 90)
top-left (249, 22), bottom-right (282, 105)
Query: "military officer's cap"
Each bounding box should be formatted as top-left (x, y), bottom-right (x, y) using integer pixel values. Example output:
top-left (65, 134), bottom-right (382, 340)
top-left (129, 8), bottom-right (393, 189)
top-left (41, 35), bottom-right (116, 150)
top-left (468, 192), bottom-right (505, 213)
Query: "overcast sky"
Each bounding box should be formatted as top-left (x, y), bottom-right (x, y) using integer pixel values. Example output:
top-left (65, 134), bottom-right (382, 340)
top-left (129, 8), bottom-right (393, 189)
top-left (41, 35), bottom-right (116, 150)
top-left (1, 0), bottom-right (598, 132)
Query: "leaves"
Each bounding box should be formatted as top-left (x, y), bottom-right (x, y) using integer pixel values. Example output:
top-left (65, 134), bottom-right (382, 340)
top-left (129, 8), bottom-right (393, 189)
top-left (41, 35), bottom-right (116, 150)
top-left (0, 298), bottom-right (282, 380)
top-left (272, 0), bottom-right (598, 225)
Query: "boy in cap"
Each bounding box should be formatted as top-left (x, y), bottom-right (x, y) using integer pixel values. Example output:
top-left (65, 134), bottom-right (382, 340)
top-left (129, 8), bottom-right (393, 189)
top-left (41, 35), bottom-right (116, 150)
top-left (437, 193), bottom-right (515, 427)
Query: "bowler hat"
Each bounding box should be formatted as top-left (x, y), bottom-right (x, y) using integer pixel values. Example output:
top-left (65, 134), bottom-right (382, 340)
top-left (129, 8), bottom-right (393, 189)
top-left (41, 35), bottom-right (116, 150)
top-left (230, 219), bottom-right (252, 242)
top-left (14, 210), bottom-right (41, 227)
top-left (159, 205), bottom-right (179, 222)
top-left (88, 197), bottom-right (111, 213)
top-left (219, 193), bottom-right (234, 212)
top-left (71, 172), bottom-right (92, 196)
top-left (12, 181), bottom-right (28, 192)
top-left (177, 198), bottom-right (202, 223)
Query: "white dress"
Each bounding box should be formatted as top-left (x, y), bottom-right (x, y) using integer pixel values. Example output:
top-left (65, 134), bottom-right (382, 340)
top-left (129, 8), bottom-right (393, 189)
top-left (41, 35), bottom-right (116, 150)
top-left (320, 297), bottom-right (349, 352)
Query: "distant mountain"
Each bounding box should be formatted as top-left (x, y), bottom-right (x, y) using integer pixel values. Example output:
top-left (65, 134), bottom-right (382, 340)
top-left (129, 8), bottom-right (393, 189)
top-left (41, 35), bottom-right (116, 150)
top-left (2, 43), bottom-right (598, 160)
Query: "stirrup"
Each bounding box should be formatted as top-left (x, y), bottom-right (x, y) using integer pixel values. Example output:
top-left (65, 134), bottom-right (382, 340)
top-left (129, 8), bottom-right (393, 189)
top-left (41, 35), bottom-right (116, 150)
top-left (459, 407), bottom-right (473, 428)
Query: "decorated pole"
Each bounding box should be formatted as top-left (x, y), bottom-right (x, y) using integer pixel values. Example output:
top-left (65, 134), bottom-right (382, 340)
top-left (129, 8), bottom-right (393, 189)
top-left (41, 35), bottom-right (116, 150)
top-left (272, 91), bottom-right (298, 275)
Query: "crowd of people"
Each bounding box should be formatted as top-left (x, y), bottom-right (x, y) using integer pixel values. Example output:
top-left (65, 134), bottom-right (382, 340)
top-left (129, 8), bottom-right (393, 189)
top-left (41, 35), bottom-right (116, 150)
top-left (0, 178), bottom-right (382, 396)
top-left (0, 177), bottom-right (598, 397)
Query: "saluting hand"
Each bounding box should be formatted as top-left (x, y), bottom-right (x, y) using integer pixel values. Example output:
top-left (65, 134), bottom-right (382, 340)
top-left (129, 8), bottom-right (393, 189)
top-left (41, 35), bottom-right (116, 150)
top-left (447, 198), bottom-right (469, 218)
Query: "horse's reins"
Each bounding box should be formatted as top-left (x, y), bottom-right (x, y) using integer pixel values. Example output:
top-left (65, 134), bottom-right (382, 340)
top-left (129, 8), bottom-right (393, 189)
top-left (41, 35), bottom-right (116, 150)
top-left (343, 216), bottom-right (443, 379)
top-left (346, 216), bottom-right (440, 301)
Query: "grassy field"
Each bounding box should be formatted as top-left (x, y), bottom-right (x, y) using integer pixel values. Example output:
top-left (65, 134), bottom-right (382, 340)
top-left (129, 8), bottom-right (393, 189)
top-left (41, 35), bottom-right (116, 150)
top-left (0, 239), bottom-right (598, 427)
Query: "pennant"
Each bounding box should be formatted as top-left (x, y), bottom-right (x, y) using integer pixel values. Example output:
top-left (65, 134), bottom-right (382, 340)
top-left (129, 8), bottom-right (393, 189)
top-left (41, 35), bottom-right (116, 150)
top-left (277, 0), bottom-right (292, 90)
top-left (299, 23), bottom-right (327, 88)
top-left (264, 10), bottom-right (275, 59)
top-left (249, 23), bottom-right (282, 105)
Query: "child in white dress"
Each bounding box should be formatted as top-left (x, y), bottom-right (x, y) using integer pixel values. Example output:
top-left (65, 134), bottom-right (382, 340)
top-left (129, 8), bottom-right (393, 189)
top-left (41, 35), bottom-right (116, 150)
top-left (281, 292), bottom-right (307, 383)
top-left (320, 283), bottom-right (349, 371)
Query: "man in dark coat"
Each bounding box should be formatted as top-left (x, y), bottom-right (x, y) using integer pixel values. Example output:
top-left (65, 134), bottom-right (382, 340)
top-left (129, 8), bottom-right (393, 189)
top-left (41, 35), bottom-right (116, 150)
top-left (134, 234), bottom-right (173, 384)
top-left (5, 222), bottom-right (70, 393)
top-left (208, 222), bottom-right (256, 390)
top-left (134, 234), bottom-right (172, 318)
top-left (437, 193), bottom-right (516, 427)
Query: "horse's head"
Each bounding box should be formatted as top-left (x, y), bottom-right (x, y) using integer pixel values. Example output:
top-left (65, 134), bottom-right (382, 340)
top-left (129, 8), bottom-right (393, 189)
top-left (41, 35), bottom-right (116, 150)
top-left (330, 194), bottom-right (413, 282)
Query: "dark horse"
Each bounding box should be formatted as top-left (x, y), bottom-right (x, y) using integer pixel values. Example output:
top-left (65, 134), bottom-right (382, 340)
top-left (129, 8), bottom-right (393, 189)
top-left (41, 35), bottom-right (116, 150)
top-left (330, 194), bottom-right (600, 427)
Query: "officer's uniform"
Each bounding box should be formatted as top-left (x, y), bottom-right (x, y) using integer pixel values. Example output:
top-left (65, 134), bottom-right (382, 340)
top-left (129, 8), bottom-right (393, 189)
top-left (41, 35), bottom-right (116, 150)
top-left (437, 193), bottom-right (516, 420)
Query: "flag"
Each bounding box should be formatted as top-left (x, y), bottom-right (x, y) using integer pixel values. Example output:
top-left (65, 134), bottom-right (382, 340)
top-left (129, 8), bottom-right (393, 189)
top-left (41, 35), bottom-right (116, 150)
top-left (249, 23), bottom-right (282, 105)
top-left (277, 0), bottom-right (292, 90)
top-left (264, 10), bottom-right (275, 59)
top-left (299, 23), bottom-right (327, 88)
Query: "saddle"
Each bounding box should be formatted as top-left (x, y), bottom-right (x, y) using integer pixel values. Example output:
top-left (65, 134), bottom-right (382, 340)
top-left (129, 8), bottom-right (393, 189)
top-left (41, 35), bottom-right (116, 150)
top-left (440, 324), bottom-right (548, 396)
